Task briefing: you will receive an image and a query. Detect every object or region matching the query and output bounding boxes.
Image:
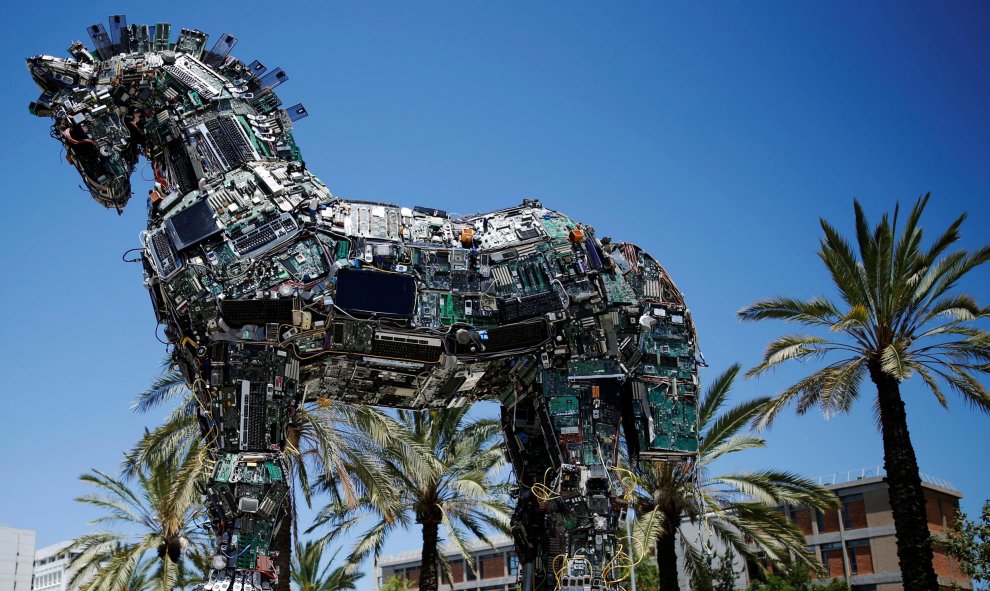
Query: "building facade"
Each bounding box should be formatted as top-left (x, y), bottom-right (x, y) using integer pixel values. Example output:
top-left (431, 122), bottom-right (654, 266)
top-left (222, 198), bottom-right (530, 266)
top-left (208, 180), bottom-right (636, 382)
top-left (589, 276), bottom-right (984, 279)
top-left (376, 469), bottom-right (971, 591)
top-left (772, 468), bottom-right (971, 591)
top-left (375, 535), bottom-right (518, 591)
top-left (31, 542), bottom-right (77, 591)
top-left (0, 526), bottom-right (36, 591)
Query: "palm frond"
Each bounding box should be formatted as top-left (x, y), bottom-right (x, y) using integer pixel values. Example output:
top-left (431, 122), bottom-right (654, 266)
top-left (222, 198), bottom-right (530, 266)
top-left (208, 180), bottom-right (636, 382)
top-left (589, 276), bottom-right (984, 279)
top-left (698, 364), bottom-right (740, 427)
top-left (713, 470), bottom-right (837, 508)
top-left (736, 297), bottom-right (841, 327)
top-left (701, 396), bottom-right (770, 453)
top-left (309, 407), bottom-right (508, 579)
top-left (746, 334), bottom-right (857, 378)
top-left (132, 364), bottom-right (189, 414)
top-left (754, 358), bottom-right (865, 429)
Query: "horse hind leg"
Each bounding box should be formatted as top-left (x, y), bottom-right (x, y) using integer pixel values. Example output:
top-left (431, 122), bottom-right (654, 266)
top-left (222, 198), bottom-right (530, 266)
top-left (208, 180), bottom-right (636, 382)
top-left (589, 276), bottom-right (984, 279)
top-left (501, 369), bottom-right (630, 591)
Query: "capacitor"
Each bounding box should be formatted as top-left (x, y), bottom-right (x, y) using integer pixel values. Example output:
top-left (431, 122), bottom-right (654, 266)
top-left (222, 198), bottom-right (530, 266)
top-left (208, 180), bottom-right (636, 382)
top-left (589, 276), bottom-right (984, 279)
top-left (278, 284), bottom-right (293, 297)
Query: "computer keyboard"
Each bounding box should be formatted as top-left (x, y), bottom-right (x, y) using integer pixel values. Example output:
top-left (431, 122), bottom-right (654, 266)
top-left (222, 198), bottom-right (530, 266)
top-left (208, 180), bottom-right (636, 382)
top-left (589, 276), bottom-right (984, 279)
top-left (246, 396), bottom-right (267, 449)
top-left (239, 381), bottom-right (269, 451)
top-left (484, 322), bottom-right (549, 351)
top-left (371, 332), bottom-right (443, 362)
top-left (220, 298), bottom-right (294, 327)
top-left (146, 227), bottom-right (183, 279)
top-left (497, 290), bottom-right (564, 323)
top-left (231, 213), bottom-right (299, 258)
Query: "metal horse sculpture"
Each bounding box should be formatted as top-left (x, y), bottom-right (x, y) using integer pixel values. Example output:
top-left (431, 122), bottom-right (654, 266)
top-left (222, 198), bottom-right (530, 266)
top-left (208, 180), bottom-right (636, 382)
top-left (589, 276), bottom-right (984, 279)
top-left (27, 17), bottom-right (701, 591)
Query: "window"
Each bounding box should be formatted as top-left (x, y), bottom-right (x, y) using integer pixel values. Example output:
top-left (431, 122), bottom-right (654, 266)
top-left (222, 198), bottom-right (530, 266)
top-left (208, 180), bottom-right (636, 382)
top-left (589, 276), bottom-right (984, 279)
top-left (815, 510), bottom-right (826, 532)
top-left (507, 554), bottom-right (519, 576)
top-left (841, 494), bottom-right (866, 529)
top-left (820, 542), bottom-right (845, 578)
top-left (480, 554), bottom-right (504, 579)
top-left (926, 493), bottom-right (945, 529)
top-left (447, 559), bottom-right (465, 584)
top-left (789, 508), bottom-right (813, 535)
top-left (846, 539), bottom-right (873, 575)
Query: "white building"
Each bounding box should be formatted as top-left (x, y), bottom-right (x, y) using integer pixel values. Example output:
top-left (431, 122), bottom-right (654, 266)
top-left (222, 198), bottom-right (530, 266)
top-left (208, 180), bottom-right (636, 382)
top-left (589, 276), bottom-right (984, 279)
top-left (0, 526), bottom-right (36, 591)
top-left (31, 542), bottom-right (78, 591)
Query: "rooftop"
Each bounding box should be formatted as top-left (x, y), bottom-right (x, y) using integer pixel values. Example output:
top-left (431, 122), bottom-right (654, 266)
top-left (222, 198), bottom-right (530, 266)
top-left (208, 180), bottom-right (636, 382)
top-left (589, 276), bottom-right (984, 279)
top-left (35, 540), bottom-right (74, 562)
top-left (813, 466), bottom-right (959, 494)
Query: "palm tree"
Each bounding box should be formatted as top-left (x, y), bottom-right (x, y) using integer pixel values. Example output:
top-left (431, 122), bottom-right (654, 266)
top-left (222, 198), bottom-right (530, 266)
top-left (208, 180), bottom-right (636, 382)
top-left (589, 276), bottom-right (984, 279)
top-left (291, 540), bottom-right (363, 591)
top-left (67, 444), bottom-right (207, 591)
top-left (121, 556), bottom-right (155, 591)
top-left (630, 364), bottom-right (839, 591)
top-left (124, 359), bottom-right (400, 591)
top-left (737, 194), bottom-right (990, 590)
top-left (309, 406), bottom-right (511, 591)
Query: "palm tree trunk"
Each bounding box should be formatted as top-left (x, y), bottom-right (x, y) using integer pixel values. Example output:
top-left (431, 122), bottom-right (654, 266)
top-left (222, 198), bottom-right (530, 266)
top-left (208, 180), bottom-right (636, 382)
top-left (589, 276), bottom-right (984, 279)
top-left (655, 510), bottom-right (681, 591)
top-left (274, 496), bottom-right (293, 591)
top-left (870, 364), bottom-right (938, 591)
top-left (419, 516), bottom-right (441, 591)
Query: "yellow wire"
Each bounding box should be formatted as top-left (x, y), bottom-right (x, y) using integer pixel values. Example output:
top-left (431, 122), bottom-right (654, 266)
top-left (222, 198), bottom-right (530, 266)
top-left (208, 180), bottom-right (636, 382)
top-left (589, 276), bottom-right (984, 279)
top-left (610, 466), bottom-right (638, 501)
top-left (188, 378), bottom-right (223, 451)
top-left (189, 378), bottom-right (211, 415)
top-left (531, 467), bottom-right (561, 502)
top-left (552, 554), bottom-right (568, 590)
top-left (602, 543), bottom-right (625, 585)
top-left (604, 534), bottom-right (650, 586)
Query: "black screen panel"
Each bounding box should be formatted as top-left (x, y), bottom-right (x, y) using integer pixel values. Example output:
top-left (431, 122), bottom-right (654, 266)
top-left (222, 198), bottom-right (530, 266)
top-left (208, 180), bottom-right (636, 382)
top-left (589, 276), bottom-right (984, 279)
top-left (334, 269), bottom-right (416, 317)
top-left (167, 199), bottom-right (222, 250)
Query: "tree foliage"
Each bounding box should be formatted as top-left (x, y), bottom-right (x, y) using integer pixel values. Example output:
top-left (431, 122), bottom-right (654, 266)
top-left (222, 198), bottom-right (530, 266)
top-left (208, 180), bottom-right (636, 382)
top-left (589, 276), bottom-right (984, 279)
top-left (748, 564), bottom-right (849, 591)
top-left (66, 444), bottom-right (208, 591)
top-left (309, 406), bottom-right (511, 591)
top-left (692, 548), bottom-right (740, 591)
top-left (738, 194), bottom-right (990, 591)
top-left (940, 499), bottom-right (990, 585)
top-left (291, 540), bottom-right (363, 591)
top-left (630, 364), bottom-right (838, 591)
top-left (379, 575), bottom-right (413, 591)
top-left (738, 194), bottom-right (990, 426)
top-left (633, 561), bottom-right (660, 591)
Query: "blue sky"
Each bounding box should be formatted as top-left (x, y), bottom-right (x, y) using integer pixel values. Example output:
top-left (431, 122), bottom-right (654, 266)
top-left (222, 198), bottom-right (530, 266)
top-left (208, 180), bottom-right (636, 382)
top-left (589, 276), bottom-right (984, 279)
top-left (2, 0), bottom-right (989, 586)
